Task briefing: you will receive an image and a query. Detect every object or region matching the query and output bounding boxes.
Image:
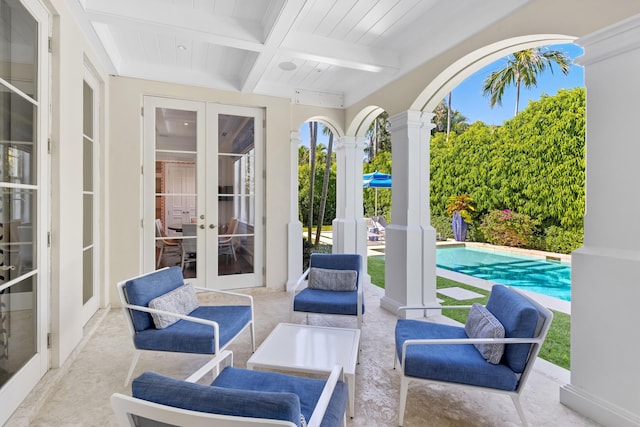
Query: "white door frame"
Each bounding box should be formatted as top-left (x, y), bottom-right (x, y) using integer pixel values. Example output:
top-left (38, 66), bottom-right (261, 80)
top-left (0, 0), bottom-right (50, 424)
top-left (142, 97), bottom-right (264, 289)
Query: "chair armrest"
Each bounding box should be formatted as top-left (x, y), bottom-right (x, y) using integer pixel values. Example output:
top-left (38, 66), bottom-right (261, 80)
top-left (184, 350), bottom-right (234, 383)
top-left (192, 286), bottom-right (254, 306)
top-left (307, 365), bottom-right (344, 427)
top-left (398, 305), bottom-right (473, 312)
top-left (291, 268), bottom-right (311, 294)
top-left (123, 302), bottom-right (221, 351)
top-left (401, 336), bottom-right (544, 364)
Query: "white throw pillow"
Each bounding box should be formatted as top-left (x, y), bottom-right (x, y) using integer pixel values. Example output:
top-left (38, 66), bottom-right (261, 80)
top-left (148, 283), bottom-right (199, 329)
top-left (307, 267), bottom-right (357, 291)
top-left (465, 303), bottom-right (505, 364)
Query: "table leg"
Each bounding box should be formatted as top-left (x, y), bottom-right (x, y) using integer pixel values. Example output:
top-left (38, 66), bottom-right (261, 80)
top-left (346, 372), bottom-right (355, 418)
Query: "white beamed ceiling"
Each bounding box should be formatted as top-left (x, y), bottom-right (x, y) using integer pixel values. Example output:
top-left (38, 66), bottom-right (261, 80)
top-left (71, 0), bottom-right (529, 107)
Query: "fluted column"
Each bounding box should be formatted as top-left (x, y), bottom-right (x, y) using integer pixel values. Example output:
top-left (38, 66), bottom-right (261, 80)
top-left (380, 110), bottom-right (437, 317)
top-left (332, 136), bottom-right (369, 280)
top-left (286, 131), bottom-right (303, 290)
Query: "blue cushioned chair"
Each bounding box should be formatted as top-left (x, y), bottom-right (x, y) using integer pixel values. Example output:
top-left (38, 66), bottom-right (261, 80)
top-left (291, 253), bottom-right (364, 330)
top-left (117, 267), bottom-right (255, 386)
top-left (394, 285), bottom-right (553, 426)
top-left (111, 357), bottom-right (348, 427)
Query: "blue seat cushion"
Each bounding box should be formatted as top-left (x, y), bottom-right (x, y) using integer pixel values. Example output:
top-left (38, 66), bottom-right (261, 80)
top-left (213, 367), bottom-right (348, 427)
top-left (395, 319), bottom-right (519, 391)
top-left (133, 305), bottom-right (252, 354)
top-left (294, 288), bottom-right (364, 316)
top-left (485, 285), bottom-right (539, 373)
top-left (124, 267), bottom-right (185, 332)
top-left (132, 371), bottom-right (301, 426)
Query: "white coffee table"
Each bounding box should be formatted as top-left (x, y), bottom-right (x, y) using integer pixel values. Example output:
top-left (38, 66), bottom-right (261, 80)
top-left (247, 323), bottom-right (360, 418)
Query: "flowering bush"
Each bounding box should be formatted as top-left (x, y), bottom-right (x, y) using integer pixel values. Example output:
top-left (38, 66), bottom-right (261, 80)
top-left (480, 209), bottom-right (538, 247)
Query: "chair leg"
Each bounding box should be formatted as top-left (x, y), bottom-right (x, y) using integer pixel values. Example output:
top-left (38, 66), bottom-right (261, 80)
top-left (511, 395), bottom-right (529, 427)
top-left (399, 376), bottom-right (410, 426)
top-left (250, 321), bottom-right (256, 352)
top-left (156, 247), bottom-right (164, 268)
top-left (124, 350), bottom-right (141, 386)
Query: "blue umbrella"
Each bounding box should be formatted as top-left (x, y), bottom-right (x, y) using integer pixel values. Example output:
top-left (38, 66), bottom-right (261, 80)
top-left (363, 171), bottom-right (392, 216)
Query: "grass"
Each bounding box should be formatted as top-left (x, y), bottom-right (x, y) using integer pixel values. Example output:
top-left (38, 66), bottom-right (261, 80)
top-left (367, 257), bottom-right (571, 370)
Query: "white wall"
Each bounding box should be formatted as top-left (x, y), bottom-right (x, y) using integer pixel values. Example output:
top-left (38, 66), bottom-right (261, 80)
top-left (47, 0), bottom-right (110, 368)
top-left (559, 15), bottom-right (640, 427)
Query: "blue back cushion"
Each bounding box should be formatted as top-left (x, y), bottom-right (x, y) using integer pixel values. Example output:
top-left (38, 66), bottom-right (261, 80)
top-left (310, 253), bottom-right (361, 287)
top-left (485, 285), bottom-right (539, 373)
top-left (132, 371), bottom-right (301, 426)
top-left (124, 267), bottom-right (185, 332)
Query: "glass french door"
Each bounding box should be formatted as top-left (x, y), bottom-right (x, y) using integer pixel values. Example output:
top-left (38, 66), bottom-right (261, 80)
top-left (144, 97), bottom-right (263, 289)
top-left (81, 67), bottom-right (100, 325)
top-left (0, 0), bottom-right (50, 424)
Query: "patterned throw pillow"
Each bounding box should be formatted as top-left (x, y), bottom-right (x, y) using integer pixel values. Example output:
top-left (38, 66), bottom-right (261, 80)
top-left (465, 303), bottom-right (505, 364)
top-left (148, 283), bottom-right (199, 329)
top-left (307, 267), bottom-right (357, 291)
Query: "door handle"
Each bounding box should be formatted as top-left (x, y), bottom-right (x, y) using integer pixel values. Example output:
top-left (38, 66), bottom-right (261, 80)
top-left (209, 224), bottom-right (217, 229)
top-left (199, 224), bottom-right (205, 229)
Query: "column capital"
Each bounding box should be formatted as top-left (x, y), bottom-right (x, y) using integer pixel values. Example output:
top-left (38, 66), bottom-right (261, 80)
top-left (336, 135), bottom-right (367, 150)
top-left (389, 110), bottom-right (435, 133)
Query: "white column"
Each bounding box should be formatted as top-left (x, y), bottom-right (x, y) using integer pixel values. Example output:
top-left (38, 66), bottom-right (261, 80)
top-left (332, 136), bottom-right (369, 279)
top-left (559, 17), bottom-right (640, 427)
top-left (286, 131), bottom-right (303, 291)
top-left (380, 110), bottom-right (437, 318)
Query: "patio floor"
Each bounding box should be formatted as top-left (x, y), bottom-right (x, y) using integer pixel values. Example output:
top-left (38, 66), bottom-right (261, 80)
top-left (9, 283), bottom-right (597, 427)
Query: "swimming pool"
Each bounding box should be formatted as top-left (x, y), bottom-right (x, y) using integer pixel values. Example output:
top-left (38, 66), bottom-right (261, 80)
top-left (436, 246), bottom-right (571, 301)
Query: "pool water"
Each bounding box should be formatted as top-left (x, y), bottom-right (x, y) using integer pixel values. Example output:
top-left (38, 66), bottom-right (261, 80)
top-left (437, 246), bottom-right (571, 301)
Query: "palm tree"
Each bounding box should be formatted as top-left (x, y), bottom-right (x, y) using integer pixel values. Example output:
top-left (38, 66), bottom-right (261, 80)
top-left (482, 47), bottom-right (570, 115)
top-left (307, 121), bottom-right (317, 241)
top-left (315, 127), bottom-right (334, 246)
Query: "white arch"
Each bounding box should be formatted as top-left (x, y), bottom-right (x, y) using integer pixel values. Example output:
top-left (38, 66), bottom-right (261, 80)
top-left (411, 34), bottom-right (578, 113)
top-left (298, 115), bottom-right (344, 138)
top-left (346, 105), bottom-right (385, 137)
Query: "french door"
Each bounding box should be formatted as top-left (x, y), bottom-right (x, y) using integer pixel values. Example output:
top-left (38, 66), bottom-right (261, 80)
top-left (143, 97), bottom-right (263, 289)
top-left (0, 0), bottom-right (50, 424)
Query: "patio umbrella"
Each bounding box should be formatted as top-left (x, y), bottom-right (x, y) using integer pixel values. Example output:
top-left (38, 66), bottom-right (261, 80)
top-left (363, 171), bottom-right (392, 216)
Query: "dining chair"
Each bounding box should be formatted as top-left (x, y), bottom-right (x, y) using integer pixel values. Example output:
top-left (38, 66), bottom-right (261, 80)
top-left (155, 219), bottom-right (181, 268)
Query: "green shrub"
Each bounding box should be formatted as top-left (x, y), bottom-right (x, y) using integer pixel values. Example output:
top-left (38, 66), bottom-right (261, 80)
top-left (302, 238), bottom-right (332, 270)
top-left (544, 226), bottom-right (583, 254)
top-left (431, 214), bottom-right (454, 240)
top-left (480, 209), bottom-right (538, 247)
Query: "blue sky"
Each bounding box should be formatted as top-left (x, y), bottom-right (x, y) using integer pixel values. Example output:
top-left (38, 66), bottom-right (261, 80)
top-left (299, 43), bottom-right (584, 144)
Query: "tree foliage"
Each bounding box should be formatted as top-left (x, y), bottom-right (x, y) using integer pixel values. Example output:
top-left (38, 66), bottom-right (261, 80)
top-left (431, 88), bottom-right (585, 247)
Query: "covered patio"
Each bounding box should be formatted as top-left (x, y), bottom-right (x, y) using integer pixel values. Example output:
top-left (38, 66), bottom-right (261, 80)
top-left (10, 283), bottom-right (592, 427)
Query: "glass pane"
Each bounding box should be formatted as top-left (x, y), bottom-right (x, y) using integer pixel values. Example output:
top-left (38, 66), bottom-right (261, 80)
top-left (0, 85), bottom-right (36, 186)
top-left (155, 108), bottom-right (197, 271)
top-left (218, 114), bottom-right (254, 276)
top-left (83, 136), bottom-right (93, 192)
top-left (82, 81), bottom-right (93, 138)
top-left (0, 188), bottom-right (35, 278)
top-left (180, 223), bottom-right (197, 279)
top-left (0, 0), bottom-right (38, 99)
top-left (82, 247), bottom-right (93, 304)
top-left (83, 193), bottom-right (92, 248)
top-left (0, 276), bottom-right (36, 388)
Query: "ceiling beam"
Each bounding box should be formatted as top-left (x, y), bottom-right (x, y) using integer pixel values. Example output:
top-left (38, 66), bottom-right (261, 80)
top-left (85, 0), bottom-right (265, 52)
top-left (240, 0), bottom-right (309, 93)
top-left (281, 31), bottom-right (400, 73)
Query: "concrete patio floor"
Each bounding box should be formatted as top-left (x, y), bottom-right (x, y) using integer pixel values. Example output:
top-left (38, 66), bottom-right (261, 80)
top-left (8, 282), bottom-right (597, 427)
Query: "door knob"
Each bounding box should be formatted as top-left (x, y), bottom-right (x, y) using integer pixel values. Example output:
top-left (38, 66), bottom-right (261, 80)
top-left (200, 214), bottom-right (205, 219)
top-left (199, 224), bottom-right (205, 229)
top-left (209, 224), bottom-right (217, 229)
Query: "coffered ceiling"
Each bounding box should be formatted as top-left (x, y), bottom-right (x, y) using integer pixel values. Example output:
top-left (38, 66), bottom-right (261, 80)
top-left (68, 0), bottom-right (529, 107)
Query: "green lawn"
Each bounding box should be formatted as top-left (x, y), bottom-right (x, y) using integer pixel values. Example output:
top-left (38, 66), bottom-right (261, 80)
top-left (367, 257), bottom-right (570, 370)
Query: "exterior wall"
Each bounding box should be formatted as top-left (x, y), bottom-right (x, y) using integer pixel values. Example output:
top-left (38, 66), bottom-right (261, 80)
top-left (559, 16), bottom-right (640, 426)
top-left (47, 0), bottom-right (110, 368)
